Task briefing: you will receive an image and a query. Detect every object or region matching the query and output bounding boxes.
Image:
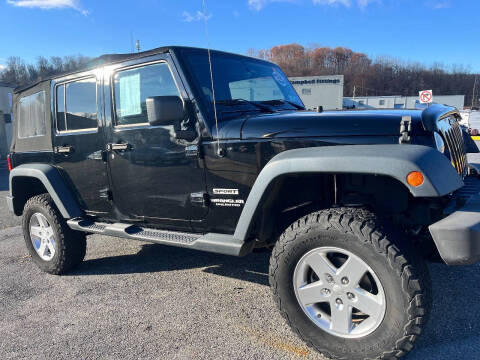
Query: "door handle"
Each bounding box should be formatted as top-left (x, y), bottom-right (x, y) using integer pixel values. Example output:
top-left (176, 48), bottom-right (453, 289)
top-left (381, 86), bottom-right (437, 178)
top-left (55, 145), bottom-right (74, 154)
top-left (107, 143), bottom-right (132, 151)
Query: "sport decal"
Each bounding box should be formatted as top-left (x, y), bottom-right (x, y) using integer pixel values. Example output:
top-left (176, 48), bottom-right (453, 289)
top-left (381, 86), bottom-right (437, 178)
top-left (213, 188), bottom-right (239, 195)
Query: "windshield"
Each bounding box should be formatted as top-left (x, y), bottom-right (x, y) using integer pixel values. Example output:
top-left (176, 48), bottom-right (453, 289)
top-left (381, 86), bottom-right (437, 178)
top-left (178, 49), bottom-right (304, 122)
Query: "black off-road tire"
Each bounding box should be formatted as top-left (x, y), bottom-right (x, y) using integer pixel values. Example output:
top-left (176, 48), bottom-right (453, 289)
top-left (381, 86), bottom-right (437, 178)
top-left (269, 207), bottom-right (431, 360)
top-left (22, 194), bottom-right (87, 275)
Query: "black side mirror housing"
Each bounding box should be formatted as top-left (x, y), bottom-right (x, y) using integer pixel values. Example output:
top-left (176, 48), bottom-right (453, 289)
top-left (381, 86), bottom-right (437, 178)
top-left (146, 96), bottom-right (185, 126)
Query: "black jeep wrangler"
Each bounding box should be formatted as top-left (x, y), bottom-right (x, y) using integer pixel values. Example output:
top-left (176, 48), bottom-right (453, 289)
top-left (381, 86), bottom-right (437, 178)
top-left (7, 46), bottom-right (480, 359)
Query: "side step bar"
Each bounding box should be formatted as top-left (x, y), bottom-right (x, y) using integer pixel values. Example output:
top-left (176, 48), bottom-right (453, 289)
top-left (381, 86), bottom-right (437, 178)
top-left (67, 219), bottom-right (255, 257)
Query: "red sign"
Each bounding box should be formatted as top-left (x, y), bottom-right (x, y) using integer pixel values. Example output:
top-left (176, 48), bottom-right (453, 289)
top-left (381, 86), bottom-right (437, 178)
top-left (419, 90), bottom-right (433, 104)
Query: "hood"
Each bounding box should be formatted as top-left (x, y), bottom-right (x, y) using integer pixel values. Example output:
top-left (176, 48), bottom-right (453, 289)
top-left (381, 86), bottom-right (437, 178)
top-left (215, 109), bottom-right (427, 140)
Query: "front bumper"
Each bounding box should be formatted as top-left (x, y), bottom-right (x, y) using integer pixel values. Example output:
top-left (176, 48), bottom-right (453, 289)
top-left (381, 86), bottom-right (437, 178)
top-left (429, 192), bottom-right (480, 265)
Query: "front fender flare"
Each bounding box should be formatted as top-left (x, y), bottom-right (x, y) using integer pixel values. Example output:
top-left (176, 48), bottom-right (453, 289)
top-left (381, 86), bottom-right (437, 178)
top-left (9, 164), bottom-right (83, 218)
top-left (233, 144), bottom-right (463, 241)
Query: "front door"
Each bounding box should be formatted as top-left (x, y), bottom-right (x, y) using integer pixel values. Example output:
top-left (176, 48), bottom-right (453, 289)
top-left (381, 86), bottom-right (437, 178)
top-left (105, 56), bottom-right (206, 230)
top-left (53, 73), bottom-right (111, 215)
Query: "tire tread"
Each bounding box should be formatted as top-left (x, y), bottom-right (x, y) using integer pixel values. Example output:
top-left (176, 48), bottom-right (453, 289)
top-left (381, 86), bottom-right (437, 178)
top-left (23, 194), bottom-right (86, 275)
top-left (269, 207), bottom-right (431, 360)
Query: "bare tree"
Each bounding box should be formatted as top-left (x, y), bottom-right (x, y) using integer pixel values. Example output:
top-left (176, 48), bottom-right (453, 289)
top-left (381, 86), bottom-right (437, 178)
top-left (0, 55), bottom-right (92, 86)
top-left (249, 43), bottom-right (478, 106)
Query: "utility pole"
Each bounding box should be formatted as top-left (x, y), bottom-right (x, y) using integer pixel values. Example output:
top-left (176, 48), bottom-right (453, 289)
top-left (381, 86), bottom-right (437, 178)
top-left (353, 85), bottom-right (356, 100)
top-left (136, 40), bottom-right (141, 53)
top-left (472, 75), bottom-right (478, 109)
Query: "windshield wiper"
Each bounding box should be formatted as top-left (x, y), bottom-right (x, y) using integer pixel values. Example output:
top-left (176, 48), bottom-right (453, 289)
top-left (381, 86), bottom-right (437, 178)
top-left (216, 99), bottom-right (275, 113)
top-left (260, 99), bottom-right (305, 110)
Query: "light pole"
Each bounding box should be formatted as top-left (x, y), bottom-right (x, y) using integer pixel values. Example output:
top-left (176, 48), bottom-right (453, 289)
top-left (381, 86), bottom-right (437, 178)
top-left (472, 75), bottom-right (477, 109)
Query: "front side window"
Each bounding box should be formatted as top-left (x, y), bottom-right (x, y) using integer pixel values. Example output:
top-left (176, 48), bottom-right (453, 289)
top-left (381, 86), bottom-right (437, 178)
top-left (56, 77), bottom-right (97, 132)
top-left (113, 62), bottom-right (180, 126)
top-left (18, 91), bottom-right (46, 138)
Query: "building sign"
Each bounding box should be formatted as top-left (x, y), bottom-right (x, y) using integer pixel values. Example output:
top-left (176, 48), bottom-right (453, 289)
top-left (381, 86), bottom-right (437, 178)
top-left (290, 79), bottom-right (341, 85)
top-left (289, 75), bottom-right (344, 111)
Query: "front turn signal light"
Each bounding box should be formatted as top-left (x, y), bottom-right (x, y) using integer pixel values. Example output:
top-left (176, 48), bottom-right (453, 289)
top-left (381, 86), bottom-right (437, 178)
top-left (407, 171), bottom-right (424, 187)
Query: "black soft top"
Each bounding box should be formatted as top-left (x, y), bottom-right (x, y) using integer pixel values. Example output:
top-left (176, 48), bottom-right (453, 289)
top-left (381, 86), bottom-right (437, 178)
top-left (14, 46), bottom-right (195, 94)
top-left (14, 46), bottom-right (269, 94)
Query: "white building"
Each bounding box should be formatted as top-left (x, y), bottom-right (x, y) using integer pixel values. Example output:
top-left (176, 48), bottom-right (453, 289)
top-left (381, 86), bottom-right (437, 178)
top-left (343, 95), bottom-right (465, 111)
top-left (0, 82), bottom-right (13, 115)
top-left (289, 75), bottom-right (344, 110)
top-left (0, 82), bottom-right (14, 158)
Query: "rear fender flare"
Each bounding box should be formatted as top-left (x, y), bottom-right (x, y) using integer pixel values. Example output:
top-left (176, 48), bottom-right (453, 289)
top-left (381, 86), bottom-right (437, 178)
top-left (9, 164), bottom-right (83, 218)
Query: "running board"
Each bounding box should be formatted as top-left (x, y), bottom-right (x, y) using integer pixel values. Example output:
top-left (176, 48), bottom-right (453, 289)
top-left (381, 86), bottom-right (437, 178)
top-left (67, 219), bottom-right (254, 257)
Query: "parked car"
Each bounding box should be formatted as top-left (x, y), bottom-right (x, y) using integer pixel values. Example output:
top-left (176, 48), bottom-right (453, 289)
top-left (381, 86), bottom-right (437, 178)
top-left (6, 46), bottom-right (480, 360)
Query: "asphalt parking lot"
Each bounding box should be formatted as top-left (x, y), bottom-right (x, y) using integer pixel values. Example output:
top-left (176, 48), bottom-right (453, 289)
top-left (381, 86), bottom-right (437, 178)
top-left (1, 167), bottom-right (480, 360)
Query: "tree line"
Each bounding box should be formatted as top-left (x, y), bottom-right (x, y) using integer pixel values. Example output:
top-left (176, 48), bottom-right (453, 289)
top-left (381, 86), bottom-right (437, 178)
top-left (248, 44), bottom-right (479, 107)
top-left (1, 45), bottom-right (478, 107)
top-left (0, 55), bottom-right (92, 86)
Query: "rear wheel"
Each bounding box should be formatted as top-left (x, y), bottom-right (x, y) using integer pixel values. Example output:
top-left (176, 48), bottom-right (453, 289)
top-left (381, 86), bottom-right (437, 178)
top-left (22, 194), bottom-right (86, 275)
top-left (269, 207), bottom-right (431, 360)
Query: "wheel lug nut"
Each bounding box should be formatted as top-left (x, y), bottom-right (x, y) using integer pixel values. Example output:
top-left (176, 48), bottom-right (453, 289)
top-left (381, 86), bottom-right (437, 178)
top-left (347, 292), bottom-right (355, 300)
top-left (320, 288), bottom-right (331, 297)
top-left (336, 298), bottom-right (343, 305)
top-left (341, 277), bottom-right (349, 285)
top-left (325, 274), bottom-right (334, 283)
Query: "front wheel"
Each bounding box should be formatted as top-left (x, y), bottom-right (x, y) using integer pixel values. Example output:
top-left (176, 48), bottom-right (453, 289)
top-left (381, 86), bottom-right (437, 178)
top-left (269, 208), bottom-right (431, 360)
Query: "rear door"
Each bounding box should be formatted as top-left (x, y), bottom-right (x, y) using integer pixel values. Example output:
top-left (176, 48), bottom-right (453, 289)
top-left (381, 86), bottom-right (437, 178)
top-left (104, 54), bottom-right (207, 230)
top-left (53, 72), bottom-right (111, 215)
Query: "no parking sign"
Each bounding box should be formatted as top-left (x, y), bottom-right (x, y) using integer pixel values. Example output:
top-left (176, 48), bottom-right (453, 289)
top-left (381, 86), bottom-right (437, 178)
top-left (419, 90), bottom-right (433, 104)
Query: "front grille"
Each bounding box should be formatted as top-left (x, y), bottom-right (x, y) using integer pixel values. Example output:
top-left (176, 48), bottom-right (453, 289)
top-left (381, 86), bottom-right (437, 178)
top-left (441, 120), bottom-right (468, 177)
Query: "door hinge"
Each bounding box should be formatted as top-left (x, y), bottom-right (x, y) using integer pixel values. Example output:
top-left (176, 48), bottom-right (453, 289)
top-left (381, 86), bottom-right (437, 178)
top-left (101, 150), bottom-right (108, 162)
top-left (99, 188), bottom-right (113, 201)
top-left (186, 145), bottom-right (201, 158)
top-left (190, 192), bottom-right (209, 207)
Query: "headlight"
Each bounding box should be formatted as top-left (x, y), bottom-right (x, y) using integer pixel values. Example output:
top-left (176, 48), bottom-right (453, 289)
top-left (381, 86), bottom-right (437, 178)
top-left (434, 132), bottom-right (445, 153)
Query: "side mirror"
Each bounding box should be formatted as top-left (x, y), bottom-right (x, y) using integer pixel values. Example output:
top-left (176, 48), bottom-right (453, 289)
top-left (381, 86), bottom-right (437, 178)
top-left (146, 96), bottom-right (185, 126)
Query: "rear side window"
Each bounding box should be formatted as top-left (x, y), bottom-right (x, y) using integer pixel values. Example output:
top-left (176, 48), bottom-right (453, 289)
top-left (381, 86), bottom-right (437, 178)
top-left (113, 62), bottom-right (180, 126)
top-left (56, 77), bottom-right (97, 132)
top-left (18, 91), bottom-right (46, 138)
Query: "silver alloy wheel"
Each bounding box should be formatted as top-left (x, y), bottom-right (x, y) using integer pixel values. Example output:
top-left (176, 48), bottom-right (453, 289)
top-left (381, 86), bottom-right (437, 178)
top-left (29, 213), bottom-right (56, 261)
top-left (293, 246), bottom-right (386, 339)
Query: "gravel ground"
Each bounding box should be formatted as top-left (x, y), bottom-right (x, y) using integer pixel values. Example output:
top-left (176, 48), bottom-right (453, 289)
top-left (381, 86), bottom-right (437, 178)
top-left (0, 232), bottom-right (323, 360)
top-left (0, 165), bottom-right (480, 359)
top-left (1, 231), bottom-right (480, 359)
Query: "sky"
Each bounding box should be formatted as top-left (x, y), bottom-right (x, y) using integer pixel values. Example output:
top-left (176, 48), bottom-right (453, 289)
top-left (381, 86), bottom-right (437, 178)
top-left (0, 0), bottom-right (479, 72)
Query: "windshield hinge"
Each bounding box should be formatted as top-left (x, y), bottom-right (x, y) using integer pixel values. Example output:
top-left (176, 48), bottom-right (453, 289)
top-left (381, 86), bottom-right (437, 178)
top-left (399, 116), bottom-right (412, 144)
